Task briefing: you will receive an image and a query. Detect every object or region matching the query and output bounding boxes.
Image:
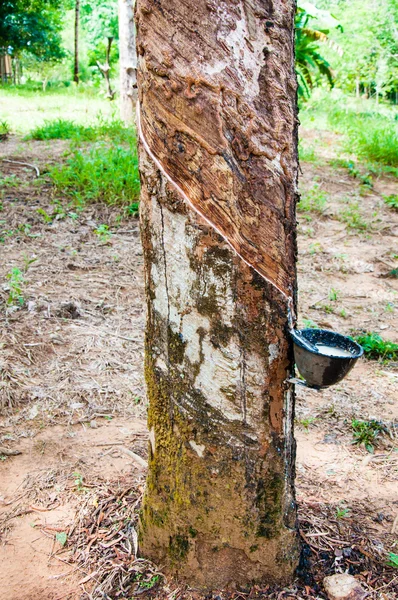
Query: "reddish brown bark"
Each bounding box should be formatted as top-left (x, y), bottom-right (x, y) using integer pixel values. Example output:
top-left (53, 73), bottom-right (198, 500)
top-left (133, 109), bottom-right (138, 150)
top-left (136, 0), bottom-right (298, 297)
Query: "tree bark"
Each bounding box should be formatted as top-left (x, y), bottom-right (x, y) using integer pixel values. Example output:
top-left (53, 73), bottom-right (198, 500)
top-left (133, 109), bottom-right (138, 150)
top-left (136, 0), bottom-right (299, 589)
top-left (74, 0), bottom-right (80, 85)
top-left (118, 0), bottom-right (137, 122)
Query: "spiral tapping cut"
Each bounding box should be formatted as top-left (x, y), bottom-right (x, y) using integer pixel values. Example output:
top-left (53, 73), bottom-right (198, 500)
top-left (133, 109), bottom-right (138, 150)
top-left (136, 101), bottom-right (296, 324)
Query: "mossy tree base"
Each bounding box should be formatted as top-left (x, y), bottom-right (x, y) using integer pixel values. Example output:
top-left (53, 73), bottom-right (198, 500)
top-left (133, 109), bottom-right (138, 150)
top-left (138, 151), bottom-right (299, 588)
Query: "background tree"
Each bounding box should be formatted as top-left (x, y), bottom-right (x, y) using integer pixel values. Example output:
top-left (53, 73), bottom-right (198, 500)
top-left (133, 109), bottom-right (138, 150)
top-left (80, 0), bottom-right (119, 94)
top-left (74, 0), bottom-right (80, 84)
top-left (0, 0), bottom-right (64, 60)
top-left (136, 0), bottom-right (299, 588)
top-left (118, 0), bottom-right (137, 122)
top-left (73, 0), bottom-right (80, 84)
top-left (313, 0), bottom-right (398, 101)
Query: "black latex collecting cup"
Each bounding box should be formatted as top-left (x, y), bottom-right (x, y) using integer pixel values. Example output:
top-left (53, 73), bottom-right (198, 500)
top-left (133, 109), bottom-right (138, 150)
top-left (291, 328), bottom-right (364, 389)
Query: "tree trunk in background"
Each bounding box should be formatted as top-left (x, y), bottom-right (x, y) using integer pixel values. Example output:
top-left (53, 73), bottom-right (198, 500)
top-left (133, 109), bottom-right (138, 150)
top-left (118, 0), bottom-right (137, 122)
top-left (136, 0), bottom-right (299, 589)
top-left (73, 0), bottom-right (80, 84)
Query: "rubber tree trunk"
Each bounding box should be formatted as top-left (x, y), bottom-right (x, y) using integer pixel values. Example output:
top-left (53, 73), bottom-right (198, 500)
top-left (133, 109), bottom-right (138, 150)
top-left (118, 0), bottom-right (137, 122)
top-left (136, 0), bottom-right (299, 589)
top-left (73, 0), bottom-right (80, 85)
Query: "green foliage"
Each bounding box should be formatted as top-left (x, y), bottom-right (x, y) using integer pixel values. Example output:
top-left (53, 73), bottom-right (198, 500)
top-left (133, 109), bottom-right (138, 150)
top-left (94, 224), bottom-right (112, 242)
top-left (354, 332), bottom-right (398, 361)
top-left (298, 416), bottom-right (316, 430)
top-left (133, 573), bottom-right (162, 592)
top-left (328, 288), bottom-right (339, 301)
top-left (387, 553), bottom-right (398, 568)
top-left (0, 174), bottom-right (19, 188)
top-left (295, 2), bottom-right (342, 98)
top-left (5, 267), bottom-right (24, 306)
top-left (55, 532), bottom-right (67, 547)
top-left (338, 201), bottom-right (369, 232)
top-left (80, 0), bottom-right (119, 68)
top-left (302, 318), bottom-right (319, 329)
top-left (328, 107), bottom-right (398, 167)
top-left (298, 140), bottom-right (318, 163)
top-left (315, 0), bottom-right (398, 101)
top-left (383, 194), bottom-right (398, 211)
top-left (351, 419), bottom-right (387, 453)
top-left (0, 120), bottom-right (10, 139)
top-left (335, 506), bottom-right (350, 519)
top-left (26, 116), bottom-right (133, 143)
top-left (298, 182), bottom-right (328, 214)
top-left (50, 141), bottom-right (140, 207)
top-left (343, 161), bottom-right (373, 190)
top-left (27, 119), bottom-right (95, 141)
top-left (29, 116), bottom-right (141, 207)
top-left (0, 0), bottom-right (64, 60)
top-left (36, 207), bottom-right (53, 224)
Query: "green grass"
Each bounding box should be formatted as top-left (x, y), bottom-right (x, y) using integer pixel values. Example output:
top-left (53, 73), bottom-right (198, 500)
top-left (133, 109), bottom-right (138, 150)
top-left (5, 267), bottom-right (25, 307)
top-left (388, 553), bottom-right (398, 568)
top-left (383, 194), bottom-right (398, 211)
top-left (0, 119), bottom-right (10, 139)
top-left (298, 183), bottom-right (328, 214)
top-left (338, 201), bottom-right (369, 232)
top-left (0, 86), bottom-right (116, 134)
top-left (26, 117), bottom-right (134, 144)
top-left (354, 332), bottom-right (398, 361)
top-left (299, 91), bottom-right (398, 168)
top-left (26, 119), bottom-right (95, 141)
top-left (22, 113), bottom-right (141, 208)
top-left (49, 140), bottom-right (140, 206)
top-left (329, 111), bottom-right (398, 167)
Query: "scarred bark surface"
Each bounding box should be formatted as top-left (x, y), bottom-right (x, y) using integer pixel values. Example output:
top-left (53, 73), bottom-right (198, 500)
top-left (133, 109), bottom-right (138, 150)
top-left (136, 0), bottom-right (297, 297)
top-left (136, 0), bottom-right (299, 588)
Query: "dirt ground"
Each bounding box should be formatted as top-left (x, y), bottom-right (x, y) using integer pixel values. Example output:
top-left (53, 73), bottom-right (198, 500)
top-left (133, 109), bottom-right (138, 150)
top-left (0, 130), bottom-right (397, 599)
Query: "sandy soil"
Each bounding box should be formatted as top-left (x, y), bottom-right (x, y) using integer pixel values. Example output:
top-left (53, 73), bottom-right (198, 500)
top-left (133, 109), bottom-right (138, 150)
top-left (0, 131), bottom-right (397, 599)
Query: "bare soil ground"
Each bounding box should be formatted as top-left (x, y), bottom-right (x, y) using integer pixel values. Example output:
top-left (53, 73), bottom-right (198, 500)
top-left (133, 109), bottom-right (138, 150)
top-left (0, 131), bottom-right (397, 600)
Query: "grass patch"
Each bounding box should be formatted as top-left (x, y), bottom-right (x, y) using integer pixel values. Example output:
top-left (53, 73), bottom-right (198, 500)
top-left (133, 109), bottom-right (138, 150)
top-left (354, 332), bottom-right (398, 361)
top-left (351, 419), bottom-right (387, 453)
top-left (0, 119), bottom-right (10, 140)
top-left (328, 107), bottom-right (398, 167)
top-left (298, 139), bottom-right (319, 163)
top-left (50, 141), bottom-right (140, 206)
top-left (31, 116), bottom-right (142, 207)
top-left (298, 183), bottom-right (328, 215)
top-left (383, 194), bottom-right (398, 211)
top-left (0, 174), bottom-right (20, 188)
top-left (338, 201), bottom-right (369, 232)
top-left (26, 117), bottom-right (134, 145)
top-left (0, 85), bottom-right (115, 134)
top-left (300, 91), bottom-right (398, 169)
top-left (26, 119), bottom-right (95, 141)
